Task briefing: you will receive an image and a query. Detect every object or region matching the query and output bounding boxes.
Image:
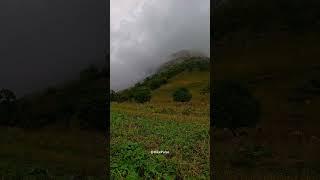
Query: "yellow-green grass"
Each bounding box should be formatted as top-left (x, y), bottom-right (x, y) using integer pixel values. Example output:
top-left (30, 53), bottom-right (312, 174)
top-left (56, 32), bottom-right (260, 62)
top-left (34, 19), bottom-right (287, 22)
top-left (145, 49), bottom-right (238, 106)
top-left (112, 70), bottom-right (210, 125)
top-left (0, 126), bottom-right (106, 177)
top-left (112, 102), bottom-right (209, 125)
top-left (151, 70), bottom-right (209, 104)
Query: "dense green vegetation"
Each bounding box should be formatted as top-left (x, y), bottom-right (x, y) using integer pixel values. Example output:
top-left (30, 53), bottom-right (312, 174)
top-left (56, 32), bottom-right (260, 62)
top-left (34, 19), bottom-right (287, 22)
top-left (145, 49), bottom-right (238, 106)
top-left (111, 57), bottom-right (209, 103)
top-left (172, 87), bottom-right (192, 102)
top-left (133, 86), bottom-right (152, 103)
top-left (111, 112), bottom-right (209, 179)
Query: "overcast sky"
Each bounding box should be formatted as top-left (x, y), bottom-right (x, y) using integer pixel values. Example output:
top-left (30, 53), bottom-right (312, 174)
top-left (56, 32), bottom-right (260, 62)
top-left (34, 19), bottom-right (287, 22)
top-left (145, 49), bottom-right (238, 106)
top-left (0, 0), bottom-right (106, 97)
top-left (111, 0), bottom-right (210, 91)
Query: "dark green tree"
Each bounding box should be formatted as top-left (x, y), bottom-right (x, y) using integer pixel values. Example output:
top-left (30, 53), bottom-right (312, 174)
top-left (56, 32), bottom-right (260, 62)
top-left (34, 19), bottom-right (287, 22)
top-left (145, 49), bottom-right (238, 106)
top-left (149, 77), bottom-right (167, 90)
top-left (133, 87), bottom-right (151, 103)
top-left (172, 87), bottom-right (192, 102)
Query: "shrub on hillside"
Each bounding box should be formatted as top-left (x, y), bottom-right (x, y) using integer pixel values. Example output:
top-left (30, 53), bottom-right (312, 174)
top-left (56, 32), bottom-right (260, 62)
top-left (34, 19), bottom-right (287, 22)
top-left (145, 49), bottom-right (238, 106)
top-left (196, 60), bottom-right (209, 71)
top-left (133, 87), bottom-right (151, 103)
top-left (172, 87), bottom-right (192, 102)
top-left (149, 77), bottom-right (168, 90)
top-left (117, 94), bottom-right (130, 102)
top-left (118, 89), bottom-right (135, 102)
top-left (213, 80), bottom-right (260, 136)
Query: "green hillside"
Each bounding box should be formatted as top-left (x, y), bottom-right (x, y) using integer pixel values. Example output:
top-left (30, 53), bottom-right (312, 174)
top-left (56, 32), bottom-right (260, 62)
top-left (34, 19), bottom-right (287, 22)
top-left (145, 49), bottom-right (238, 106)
top-left (113, 57), bottom-right (210, 102)
top-left (111, 55), bottom-right (210, 179)
top-left (151, 70), bottom-right (209, 103)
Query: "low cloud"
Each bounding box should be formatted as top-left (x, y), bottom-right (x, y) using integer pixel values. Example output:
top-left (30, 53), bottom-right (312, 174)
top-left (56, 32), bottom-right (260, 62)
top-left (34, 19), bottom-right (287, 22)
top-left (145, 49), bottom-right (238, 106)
top-left (111, 0), bottom-right (210, 91)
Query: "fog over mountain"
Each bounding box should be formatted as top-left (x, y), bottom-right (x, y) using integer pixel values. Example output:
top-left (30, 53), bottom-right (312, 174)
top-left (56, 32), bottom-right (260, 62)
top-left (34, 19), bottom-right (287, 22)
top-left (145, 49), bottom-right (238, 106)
top-left (111, 0), bottom-right (210, 91)
top-left (0, 0), bottom-right (107, 96)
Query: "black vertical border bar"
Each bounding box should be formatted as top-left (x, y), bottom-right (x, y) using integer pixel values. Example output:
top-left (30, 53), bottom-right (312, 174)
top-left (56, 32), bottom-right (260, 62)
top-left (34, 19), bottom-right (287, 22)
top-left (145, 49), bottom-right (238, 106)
top-left (210, 0), bottom-right (215, 179)
top-left (105, 0), bottom-right (110, 178)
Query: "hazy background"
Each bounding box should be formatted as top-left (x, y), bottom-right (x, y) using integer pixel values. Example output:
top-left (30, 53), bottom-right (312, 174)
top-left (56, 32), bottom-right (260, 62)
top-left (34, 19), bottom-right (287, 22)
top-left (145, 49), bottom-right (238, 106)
top-left (0, 0), bottom-right (107, 97)
top-left (111, 0), bottom-right (210, 91)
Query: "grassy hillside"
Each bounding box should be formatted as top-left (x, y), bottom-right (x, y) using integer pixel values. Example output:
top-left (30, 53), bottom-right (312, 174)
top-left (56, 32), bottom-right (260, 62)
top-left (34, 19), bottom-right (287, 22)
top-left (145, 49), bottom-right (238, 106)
top-left (151, 70), bottom-right (209, 103)
top-left (111, 56), bottom-right (210, 179)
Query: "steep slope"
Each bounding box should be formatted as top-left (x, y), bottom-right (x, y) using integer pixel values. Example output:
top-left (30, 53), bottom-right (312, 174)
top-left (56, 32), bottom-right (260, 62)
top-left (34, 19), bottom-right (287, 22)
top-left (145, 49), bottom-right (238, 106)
top-left (151, 70), bottom-right (209, 103)
top-left (110, 55), bottom-right (210, 178)
top-left (115, 53), bottom-right (210, 103)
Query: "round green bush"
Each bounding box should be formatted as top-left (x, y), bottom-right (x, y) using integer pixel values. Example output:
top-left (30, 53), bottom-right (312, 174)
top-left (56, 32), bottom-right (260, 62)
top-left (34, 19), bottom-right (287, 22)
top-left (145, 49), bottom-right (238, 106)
top-left (133, 87), bottom-right (151, 103)
top-left (172, 87), bottom-right (192, 102)
top-left (149, 77), bottom-right (167, 90)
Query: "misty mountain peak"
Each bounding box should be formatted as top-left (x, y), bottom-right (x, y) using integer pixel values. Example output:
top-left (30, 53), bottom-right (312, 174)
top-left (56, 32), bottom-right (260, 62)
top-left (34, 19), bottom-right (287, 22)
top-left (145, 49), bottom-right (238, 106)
top-left (169, 49), bottom-right (207, 60)
top-left (156, 49), bottom-right (209, 73)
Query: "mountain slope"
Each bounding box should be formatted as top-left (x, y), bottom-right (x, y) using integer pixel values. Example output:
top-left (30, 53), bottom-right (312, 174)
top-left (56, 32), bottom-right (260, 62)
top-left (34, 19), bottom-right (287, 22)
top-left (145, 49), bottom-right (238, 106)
top-left (151, 70), bottom-right (209, 103)
top-left (157, 50), bottom-right (209, 73)
top-left (115, 53), bottom-right (210, 103)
